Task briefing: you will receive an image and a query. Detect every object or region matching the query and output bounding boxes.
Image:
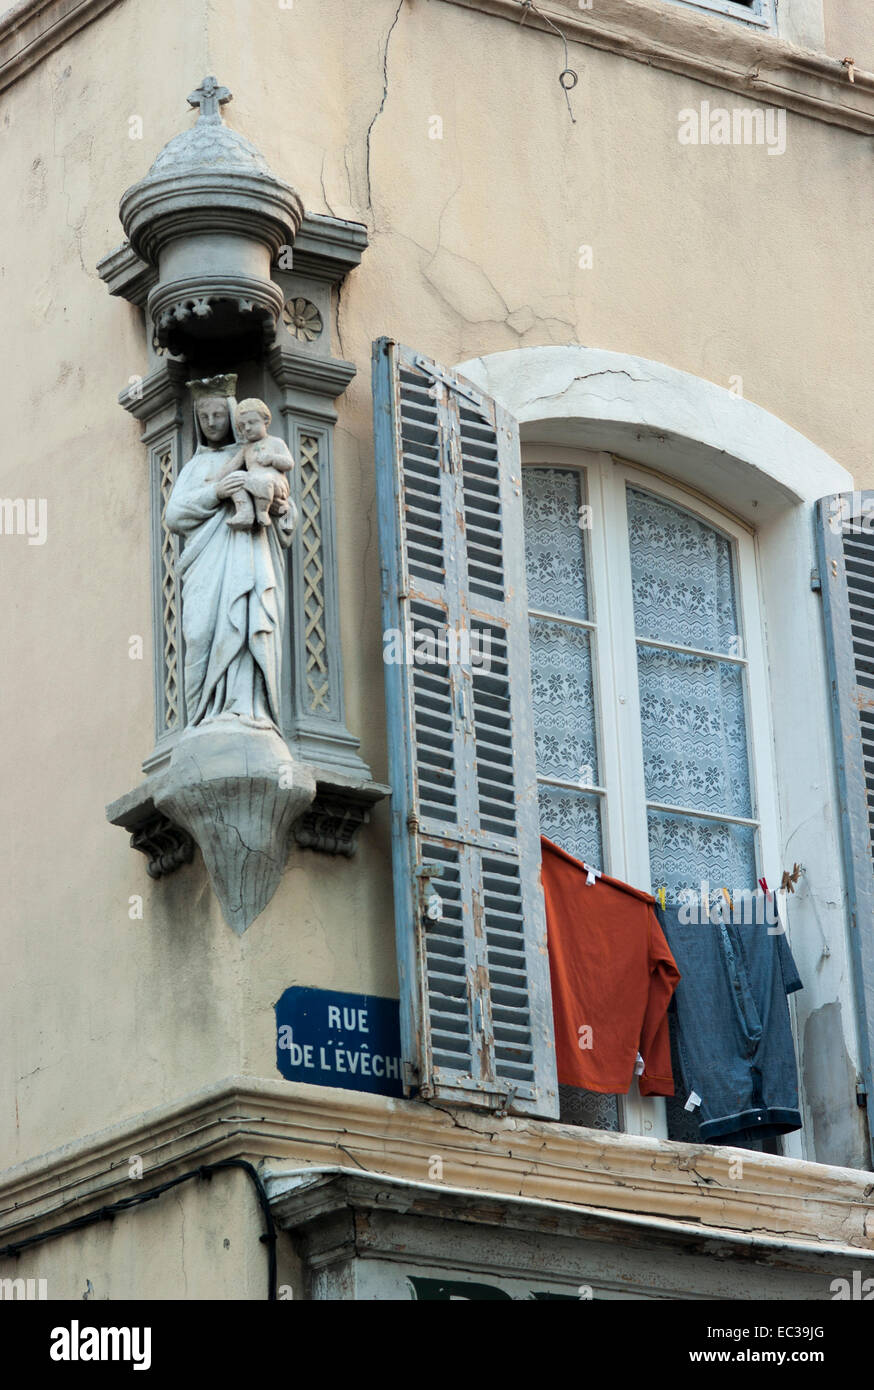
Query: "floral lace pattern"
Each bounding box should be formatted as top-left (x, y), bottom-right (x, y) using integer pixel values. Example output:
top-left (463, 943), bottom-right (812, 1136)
top-left (523, 467), bottom-right (588, 619)
top-left (627, 487), bottom-right (738, 654)
top-left (648, 810), bottom-right (756, 903)
top-left (637, 645), bottom-right (751, 819)
top-left (529, 618), bottom-right (598, 783)
top-left (628, 487), bottom-right (756, 897)
top-left (537, 785), bottom-right (603, 865)
top-left (523, 467), bottom-right (602, 862)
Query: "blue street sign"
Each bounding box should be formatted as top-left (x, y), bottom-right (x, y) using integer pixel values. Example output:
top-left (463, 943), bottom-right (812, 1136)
top-left (275, 987), bottom-right (404, 1097)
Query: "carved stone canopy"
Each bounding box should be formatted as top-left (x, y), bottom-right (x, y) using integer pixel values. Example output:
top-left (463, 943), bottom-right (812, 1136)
top-left (119, 77), bottom-right (303, 361)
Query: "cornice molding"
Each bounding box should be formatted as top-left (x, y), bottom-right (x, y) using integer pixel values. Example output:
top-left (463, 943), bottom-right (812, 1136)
top-left (0, 0), bottom-right (122, 95)
top-left (96, 240), bottom-right (154, 309)
top-left (119, 173), bottom-right (304, 268)
top-left (291, 214), bottom-right (369, 283)
top-left (96, 212), bottom-right (369, 314)
top-left (267, 345), bottom-right (358, 401)
top-left (1, 1077), bottom-right (871, 1253)
top-left (265, 1167), bottom-right (866, 1272)
top-left (2, 0), bottom-right (871, 133)
top-left (117, 359), bottom-right (188, 423)
top-left (440, 0), bottom-right (874, 135)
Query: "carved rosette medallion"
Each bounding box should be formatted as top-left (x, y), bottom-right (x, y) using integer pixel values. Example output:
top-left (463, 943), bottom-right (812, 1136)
top-left (283, 298), bottom-right (323, 342)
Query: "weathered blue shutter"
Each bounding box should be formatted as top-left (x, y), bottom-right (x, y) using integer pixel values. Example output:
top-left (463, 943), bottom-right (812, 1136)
top-left (816, 491), bottom-right (874, 1162)
top-left (373, 338), bottom-right (558, 1117)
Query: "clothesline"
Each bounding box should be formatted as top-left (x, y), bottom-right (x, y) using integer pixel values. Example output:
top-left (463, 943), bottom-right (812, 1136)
top-left (573, 866), bottom-right (804, 912)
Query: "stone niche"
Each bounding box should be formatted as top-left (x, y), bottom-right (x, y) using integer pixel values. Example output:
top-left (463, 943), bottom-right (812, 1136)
top-left (99, 77), bottom-right (387, 933)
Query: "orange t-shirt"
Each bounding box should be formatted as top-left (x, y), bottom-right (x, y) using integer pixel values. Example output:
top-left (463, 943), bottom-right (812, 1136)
top-left (541, 837), bottom-right (680, 1096)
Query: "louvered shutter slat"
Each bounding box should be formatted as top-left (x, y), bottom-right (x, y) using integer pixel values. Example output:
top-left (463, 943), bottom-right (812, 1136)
top-left (816, 493), bottom-right (874, 1165)
top-left (373, 338), bottom-right (558, 1116)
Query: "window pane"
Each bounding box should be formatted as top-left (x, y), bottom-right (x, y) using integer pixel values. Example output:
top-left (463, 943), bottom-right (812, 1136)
top-left (529, 617), bottom-right (598, 784)
top-left (647, 810), bottom-right (756, 903)
top-left (627, 487), bottom-right (740, 654)
top-left (522, 467), bottom-right (589, 619)
top-left (637, 643), bottom-right (752, 819)
top-left (537, 786), bottom-right (603, 865)
top-left (558, 1086), bottom-right (620, 1131)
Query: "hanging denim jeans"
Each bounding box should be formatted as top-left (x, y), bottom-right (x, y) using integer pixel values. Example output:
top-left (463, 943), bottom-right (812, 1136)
top-left (656, 903), bottom-right (803, 1145)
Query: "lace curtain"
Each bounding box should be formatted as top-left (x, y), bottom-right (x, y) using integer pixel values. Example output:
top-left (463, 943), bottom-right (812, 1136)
top-left (523, 468), bottom-right (603, 865)
top-left (522, 466), bottom-right (589, 619)
top-left (627, 487), bottom-right (756, 902)
top-left (521, 472), bottom-right (759, 1136)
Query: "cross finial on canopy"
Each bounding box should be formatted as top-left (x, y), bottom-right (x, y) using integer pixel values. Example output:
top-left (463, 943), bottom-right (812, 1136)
top-left (187, 75), bottom-right (232, 121)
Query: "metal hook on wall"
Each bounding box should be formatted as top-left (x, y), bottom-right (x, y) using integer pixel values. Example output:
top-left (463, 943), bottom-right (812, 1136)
top-left (518, 0), bottom-right (579, 124)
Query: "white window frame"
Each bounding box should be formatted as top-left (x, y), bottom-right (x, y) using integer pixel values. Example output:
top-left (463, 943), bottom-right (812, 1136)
top-left (665, 0), bottom-right (775, 30)
top-left (523, 445), bottom-right (782, 1139)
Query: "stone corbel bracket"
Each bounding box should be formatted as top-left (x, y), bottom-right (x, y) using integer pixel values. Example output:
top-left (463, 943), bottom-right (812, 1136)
top-left (128, 807), bottom-right (195, 880)
top-left (108, 773), bottom-right (389, 880)
top-left (293, 777), bottom-right (391, 858)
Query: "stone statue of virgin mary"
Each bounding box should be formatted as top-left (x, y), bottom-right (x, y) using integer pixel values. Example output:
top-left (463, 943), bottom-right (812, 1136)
top-left (164, 375), bottom-right (295, 732)
top-left (154, 375), bottom-right (314, 934)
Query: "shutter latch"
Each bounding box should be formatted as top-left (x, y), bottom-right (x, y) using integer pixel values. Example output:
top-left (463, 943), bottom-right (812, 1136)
top-left (415, 864), bottom-right (443, 923)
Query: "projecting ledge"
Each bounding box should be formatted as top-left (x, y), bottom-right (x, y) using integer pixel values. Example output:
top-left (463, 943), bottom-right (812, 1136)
top-left (107, 766), bottom-right (390, 878)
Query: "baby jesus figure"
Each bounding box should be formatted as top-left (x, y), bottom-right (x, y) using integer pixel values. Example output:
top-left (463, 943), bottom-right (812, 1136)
top-left (220, 398), bottom-right (297, 532)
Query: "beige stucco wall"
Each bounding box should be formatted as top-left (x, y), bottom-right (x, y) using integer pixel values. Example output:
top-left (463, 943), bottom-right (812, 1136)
top-left (1, 0), bottom-right (872, 1193)
top-left (224, 0), bottom-right (873, 468)
top-left (824, 0), bottom-right (874, 74)
top-left (0, 1165), bottom-right (300, 1300)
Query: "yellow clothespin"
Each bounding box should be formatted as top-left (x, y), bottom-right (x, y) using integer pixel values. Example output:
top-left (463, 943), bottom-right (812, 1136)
top-left (656, 886), bottom-right (666, 910)
top-left (721, 886), bottom-right (734, 912)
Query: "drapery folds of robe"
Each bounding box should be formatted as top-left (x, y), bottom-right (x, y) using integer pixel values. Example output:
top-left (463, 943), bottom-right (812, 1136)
top-left (164, 441), bottom-right (293, 731)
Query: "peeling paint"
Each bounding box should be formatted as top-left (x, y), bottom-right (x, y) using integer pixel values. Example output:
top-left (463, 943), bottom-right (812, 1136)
top-left (802, 1002), bottom-right (869, 1169)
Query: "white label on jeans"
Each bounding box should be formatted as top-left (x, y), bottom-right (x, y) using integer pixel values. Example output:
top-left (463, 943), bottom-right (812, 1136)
top-left (684, 1090), bottom-right (702, 1112)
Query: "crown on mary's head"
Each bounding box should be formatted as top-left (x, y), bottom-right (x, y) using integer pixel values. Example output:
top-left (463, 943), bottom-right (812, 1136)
top-left (187, 374), bottom-right (238, 400)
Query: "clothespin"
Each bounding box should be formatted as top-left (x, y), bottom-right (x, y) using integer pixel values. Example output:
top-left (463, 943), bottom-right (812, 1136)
top-left (758, 876), bottom-right (770, 898)
top-left (656, 886), bottom-right (666, 911)
top-left (721, 886), bottom-right (733, 912)
top-left (581, 862), bottom-right (602, 887)
top-left (780, 863), bottom-right (803, 894)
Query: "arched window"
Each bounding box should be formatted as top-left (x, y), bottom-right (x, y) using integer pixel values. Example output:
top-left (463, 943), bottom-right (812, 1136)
top-left (522, 447), bottom-right (779, 1137)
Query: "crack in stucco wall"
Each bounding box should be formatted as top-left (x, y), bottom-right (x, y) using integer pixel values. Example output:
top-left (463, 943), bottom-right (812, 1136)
top-left (365, 0), bottom-right (405, 213)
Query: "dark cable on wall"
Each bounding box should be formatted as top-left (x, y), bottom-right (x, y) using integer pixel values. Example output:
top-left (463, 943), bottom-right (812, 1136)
top-left (0, 1159), bottom-right (278, 1301)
